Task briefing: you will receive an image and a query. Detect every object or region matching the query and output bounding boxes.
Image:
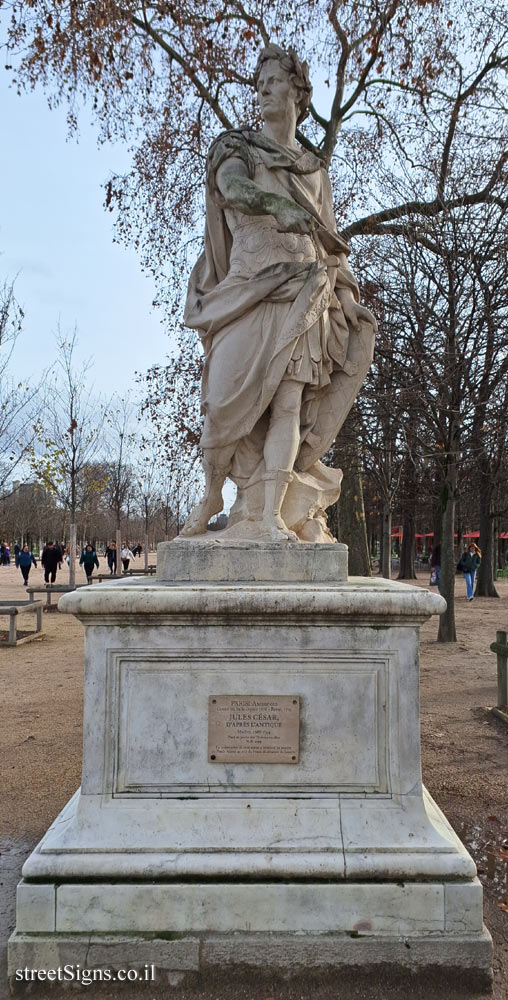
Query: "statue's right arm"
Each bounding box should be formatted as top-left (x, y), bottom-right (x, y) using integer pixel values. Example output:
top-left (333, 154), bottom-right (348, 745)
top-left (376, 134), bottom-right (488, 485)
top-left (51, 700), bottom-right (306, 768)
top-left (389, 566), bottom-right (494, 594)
top-left (215, 157), bottom-right (317, 235)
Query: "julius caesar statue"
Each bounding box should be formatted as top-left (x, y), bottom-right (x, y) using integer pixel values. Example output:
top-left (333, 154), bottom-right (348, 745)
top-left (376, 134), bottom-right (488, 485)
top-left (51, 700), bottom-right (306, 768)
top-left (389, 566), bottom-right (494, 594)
top-left (181, 45), bottom-right (377, 543)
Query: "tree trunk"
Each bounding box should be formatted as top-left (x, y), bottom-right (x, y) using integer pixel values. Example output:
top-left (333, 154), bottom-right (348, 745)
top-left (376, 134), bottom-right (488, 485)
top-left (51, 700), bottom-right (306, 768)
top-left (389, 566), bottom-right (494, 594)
top-left (431, 474), bottom-right (441, 545)
top-left (144, 531), bottom-right (149, 572)
top-left (476, 484), bottom-right (499, 597)
top-left (68, 523), bottom-right (76, 589)
top-left (330, 407), bottom-right (371, 577)
top-left (381, 502), bottom-right (391, 579)
top-left (437, 475), bottom-right (457, 643)
top-left (398, 452), bottom-right (417, 580)
top-left (337, 462), bottom-right (371, 575)
top-left (398, 509), bottom-right (416, 580)
top-left (327, 500), bottom-right (339, 541)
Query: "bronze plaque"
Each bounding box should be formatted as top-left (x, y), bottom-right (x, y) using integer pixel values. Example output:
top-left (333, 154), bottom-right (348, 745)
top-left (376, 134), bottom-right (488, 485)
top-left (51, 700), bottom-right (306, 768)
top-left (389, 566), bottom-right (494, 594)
top-left (208, 695), bottom-right (300, 764)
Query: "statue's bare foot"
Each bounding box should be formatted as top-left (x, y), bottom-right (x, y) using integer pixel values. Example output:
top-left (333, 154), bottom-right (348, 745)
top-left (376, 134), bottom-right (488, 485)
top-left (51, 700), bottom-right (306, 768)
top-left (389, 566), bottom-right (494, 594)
top-left (180, 493), bottom-right (223, 537)
top-left (257, 515), bottom-right (298, 543)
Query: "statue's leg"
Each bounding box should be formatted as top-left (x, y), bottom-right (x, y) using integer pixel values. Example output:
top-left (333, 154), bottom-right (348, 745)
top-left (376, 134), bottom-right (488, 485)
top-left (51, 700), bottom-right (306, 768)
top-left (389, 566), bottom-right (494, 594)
top-left (180, 444), bottom-right (235, 537)
top-left (259, 380), bottom-right (304, 541)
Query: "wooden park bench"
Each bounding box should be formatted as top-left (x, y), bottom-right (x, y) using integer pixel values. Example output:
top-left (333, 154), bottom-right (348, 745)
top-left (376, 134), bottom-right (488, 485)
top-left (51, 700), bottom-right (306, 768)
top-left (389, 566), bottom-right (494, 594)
top-left (26, 584), bottom-right (89, 611)
top-left (96, 565), bottom-right (157, 582)
top-left (490, 629), bottom-right (508, 724)
top-left (124, 565), bottom-right (156, 576)
top-left (0, 600), bottom-right (44, 646)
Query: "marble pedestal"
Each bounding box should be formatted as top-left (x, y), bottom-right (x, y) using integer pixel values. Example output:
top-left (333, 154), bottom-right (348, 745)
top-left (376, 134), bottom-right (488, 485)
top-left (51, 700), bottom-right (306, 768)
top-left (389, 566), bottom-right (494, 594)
top-left (8, 542), bottom-right (492, 982)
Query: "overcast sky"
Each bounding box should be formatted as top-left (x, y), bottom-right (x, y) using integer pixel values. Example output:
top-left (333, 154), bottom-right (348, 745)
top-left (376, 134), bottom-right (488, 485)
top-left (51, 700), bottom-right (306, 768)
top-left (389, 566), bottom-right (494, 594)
top-left (1, 80), bottom-right (168, 399)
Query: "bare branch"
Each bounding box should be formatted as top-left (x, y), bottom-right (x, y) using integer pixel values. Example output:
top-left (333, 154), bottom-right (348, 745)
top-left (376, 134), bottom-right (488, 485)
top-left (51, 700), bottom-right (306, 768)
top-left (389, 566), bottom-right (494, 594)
top-left (341, 151), bottom-right (508, 240)
top-left (128, 12), bottom-right (234, 131)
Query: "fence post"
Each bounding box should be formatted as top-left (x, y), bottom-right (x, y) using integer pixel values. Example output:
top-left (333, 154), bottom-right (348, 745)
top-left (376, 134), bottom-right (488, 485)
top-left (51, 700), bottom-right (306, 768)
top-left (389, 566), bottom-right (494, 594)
top-left (8, 611), bottom-right (16, 647)
top-left (492, 630), bottom-right (508, 709)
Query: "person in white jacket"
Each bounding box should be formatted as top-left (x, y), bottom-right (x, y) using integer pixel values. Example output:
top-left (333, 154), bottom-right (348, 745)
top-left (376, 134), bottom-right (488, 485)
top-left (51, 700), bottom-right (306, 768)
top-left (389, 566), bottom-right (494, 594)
top-left (121, 545), bottom-right (134, 573)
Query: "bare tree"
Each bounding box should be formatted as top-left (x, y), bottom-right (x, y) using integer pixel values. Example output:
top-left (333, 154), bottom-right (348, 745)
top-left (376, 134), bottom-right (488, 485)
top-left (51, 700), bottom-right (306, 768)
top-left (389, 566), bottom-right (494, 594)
top-left (31, 329), bottom-right (107, 585)
top-left (328, 407), bottom-right (371, 576)
top-left (0, 279), bottom-right (45, 490)
top-left (359, 187), bottom-right (508, 639)
top-left (105, 395), bottom-right (137, 566)
top-left (6, 1), bottom-right (508, 268)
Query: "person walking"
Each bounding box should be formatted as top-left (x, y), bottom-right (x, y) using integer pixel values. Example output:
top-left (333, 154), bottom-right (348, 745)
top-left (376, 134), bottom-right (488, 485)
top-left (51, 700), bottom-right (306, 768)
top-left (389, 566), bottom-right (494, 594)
top-left (79, 544), bottom-right (99, 584)
top-left (41, 541), bottom-right (62, 587)
top-left (458, 542), bottom-right (481, 601)
top-left (121, 544), bottom-right (134, 574)
top-left (430, 543), bottom-right (441, 593)
top-left (18, 544), bottom-right (37, 587)
top-left (14, 543), bottom-right (20, 567)
top-left (105, 541), bottom-right (118, 575)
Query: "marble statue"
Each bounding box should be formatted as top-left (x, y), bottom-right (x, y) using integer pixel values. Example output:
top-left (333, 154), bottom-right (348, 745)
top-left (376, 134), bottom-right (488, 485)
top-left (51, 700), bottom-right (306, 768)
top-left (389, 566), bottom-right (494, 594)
top-left (181, 45), bottom-right (377, 543)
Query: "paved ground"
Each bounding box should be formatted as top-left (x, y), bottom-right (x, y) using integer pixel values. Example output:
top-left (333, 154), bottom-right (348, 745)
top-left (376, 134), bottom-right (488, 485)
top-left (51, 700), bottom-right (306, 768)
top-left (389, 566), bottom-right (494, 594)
top-left (0, 558), bottom-right (507, 998)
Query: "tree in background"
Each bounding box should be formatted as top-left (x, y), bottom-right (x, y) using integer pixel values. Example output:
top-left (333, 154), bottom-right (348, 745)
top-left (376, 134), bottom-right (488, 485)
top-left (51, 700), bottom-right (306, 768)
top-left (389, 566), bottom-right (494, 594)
top-left (30, 330), bottom-right (107, 585)
top-left (358, 189), bottom-right (508, 640)
top-left (136, 431), bottom-right (202, 544)
top-left (463, 219), bottom-right (508, 598)
top-left (105, 395), bottom-right (137, 561)
top-left (327, 406), bottom-right (371, 577)
top-left (5, 0), bottom-right (507, 264)
top-left (0, 278), bottom-right (45, 490)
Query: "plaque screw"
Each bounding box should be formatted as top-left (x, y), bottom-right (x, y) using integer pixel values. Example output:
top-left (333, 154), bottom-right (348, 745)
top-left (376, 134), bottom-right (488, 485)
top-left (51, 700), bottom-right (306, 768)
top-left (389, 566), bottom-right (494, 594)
top-left (293, 699), bottom-right (297, 704)
top-left (210, 754), bottom-right (216, 760)
top-left (292, 756), bottom-right (296, 761)
top-left (212, 699), bottom-right (217, 703)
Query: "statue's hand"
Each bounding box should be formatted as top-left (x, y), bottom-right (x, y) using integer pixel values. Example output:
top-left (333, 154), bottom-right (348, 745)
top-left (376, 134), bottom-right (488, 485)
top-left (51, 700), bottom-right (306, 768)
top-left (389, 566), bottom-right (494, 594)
top-left (340, 297), bottom-right (377, 332)
top-left (274, 201), bottom-right (318, 235)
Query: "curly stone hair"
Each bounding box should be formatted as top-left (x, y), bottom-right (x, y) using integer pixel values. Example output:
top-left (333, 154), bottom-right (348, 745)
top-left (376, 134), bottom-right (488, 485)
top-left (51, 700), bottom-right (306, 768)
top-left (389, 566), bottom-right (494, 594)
top-left (253, 44), bottom-right (313, 126)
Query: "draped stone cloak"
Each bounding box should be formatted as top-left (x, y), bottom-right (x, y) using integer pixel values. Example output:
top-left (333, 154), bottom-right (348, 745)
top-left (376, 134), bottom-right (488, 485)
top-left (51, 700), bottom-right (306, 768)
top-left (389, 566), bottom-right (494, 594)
top-left (184, 130), bottom-right (376, 536)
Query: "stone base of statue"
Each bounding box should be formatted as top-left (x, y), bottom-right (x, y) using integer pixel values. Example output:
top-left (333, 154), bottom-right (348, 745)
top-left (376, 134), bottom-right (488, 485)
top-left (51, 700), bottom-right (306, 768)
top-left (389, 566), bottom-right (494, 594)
top-left (8, 541), bottom-right (492, 984)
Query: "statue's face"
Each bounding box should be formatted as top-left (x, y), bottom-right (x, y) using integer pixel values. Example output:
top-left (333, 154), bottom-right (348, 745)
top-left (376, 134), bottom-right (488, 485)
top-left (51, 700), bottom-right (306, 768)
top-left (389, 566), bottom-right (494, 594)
top-left (257, 59), bottom-right (298, 123)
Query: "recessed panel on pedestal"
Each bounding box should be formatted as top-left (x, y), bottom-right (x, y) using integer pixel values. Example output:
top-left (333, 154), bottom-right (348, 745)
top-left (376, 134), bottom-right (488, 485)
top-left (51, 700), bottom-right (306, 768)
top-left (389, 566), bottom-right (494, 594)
top-left (111, 649), bottom-right (391, 795)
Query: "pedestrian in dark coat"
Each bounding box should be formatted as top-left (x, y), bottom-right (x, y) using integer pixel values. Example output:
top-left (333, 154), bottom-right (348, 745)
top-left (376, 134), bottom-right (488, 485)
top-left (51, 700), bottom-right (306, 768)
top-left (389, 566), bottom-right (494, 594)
top-left (41, 542), bottom-right (62, 586)
top-left (458, 543), bottom-right (481, 601)
top-left (79, 545), bottom-right (99, 584)
top-left (105, 541), bottom-right (118, 575)
top-left (18, 545), bottom-right (37, 587)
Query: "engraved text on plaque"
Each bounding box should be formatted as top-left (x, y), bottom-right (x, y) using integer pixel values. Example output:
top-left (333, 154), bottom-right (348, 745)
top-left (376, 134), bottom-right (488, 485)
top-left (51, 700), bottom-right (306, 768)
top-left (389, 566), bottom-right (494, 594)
top-left (208, 695), bottom-right (300, 763)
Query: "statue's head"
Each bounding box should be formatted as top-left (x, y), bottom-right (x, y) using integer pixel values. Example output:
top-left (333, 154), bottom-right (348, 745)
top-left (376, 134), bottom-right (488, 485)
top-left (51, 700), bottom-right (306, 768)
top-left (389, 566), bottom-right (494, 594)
top-left (253, 44), bottom-right (312, 126)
